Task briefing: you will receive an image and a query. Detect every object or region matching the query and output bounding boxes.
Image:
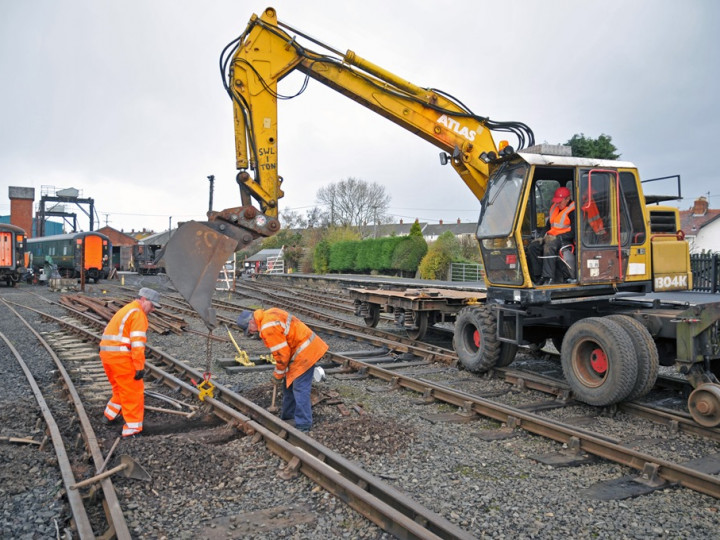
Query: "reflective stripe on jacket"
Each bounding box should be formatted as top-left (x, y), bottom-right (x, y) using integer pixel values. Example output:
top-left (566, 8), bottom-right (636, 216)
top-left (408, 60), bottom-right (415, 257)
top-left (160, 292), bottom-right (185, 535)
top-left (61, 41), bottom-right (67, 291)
top-left (548, 201), bottom-right (575, 236)
top-left (99, 300), bottom-right (149, 371)
top-left (582, 199), bottom-right (605, 234)
top-left (255, 308), bottom-right (329, 386)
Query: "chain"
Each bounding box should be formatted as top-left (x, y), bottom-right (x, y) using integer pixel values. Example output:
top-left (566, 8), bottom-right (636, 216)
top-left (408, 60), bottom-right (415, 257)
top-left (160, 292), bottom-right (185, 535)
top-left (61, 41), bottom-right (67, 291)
top-left (205, 329), bottom-right (213, 376)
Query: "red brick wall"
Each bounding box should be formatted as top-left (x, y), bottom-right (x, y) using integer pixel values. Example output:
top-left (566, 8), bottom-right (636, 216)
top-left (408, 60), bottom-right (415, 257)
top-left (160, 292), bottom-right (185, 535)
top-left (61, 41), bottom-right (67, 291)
top-left (10, 198), bottom-right (33, 238)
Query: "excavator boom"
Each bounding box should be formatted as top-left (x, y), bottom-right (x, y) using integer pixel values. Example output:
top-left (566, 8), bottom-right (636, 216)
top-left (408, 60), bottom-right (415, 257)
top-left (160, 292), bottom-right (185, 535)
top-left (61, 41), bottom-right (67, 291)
top-left (162, 7), bottom-right (533, 327)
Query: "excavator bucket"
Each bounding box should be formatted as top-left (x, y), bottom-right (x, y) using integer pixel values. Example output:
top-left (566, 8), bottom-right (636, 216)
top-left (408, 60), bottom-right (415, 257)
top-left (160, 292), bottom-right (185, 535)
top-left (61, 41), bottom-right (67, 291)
top-left (160, 221), bottom-right (238, 329)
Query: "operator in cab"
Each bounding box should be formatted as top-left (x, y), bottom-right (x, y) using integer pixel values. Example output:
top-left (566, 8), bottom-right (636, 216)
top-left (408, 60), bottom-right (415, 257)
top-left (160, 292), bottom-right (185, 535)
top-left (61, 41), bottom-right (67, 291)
top-left (527, 186), bottom-right (576, 285)
top-left (236, 308), bottom-right (328, 432)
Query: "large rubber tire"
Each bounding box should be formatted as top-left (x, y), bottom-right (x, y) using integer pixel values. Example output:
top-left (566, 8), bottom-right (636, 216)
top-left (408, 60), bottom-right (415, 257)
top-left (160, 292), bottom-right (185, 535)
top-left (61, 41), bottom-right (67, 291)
top-left (453, 306), bottom-right (517, 372)
top-left (606, 315), bottom-right (659, 401)
top-left (561, 317), bottom-right (638, 406)
top-left (495, 316), bottom-right (519, 367)
top-left (363, 304), bottom-right (380, 328)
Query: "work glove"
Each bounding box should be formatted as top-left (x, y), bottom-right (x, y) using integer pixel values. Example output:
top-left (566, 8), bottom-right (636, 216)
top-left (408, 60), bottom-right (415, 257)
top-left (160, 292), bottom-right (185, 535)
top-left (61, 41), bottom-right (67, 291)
top-left (271, 376), bottom-right (284, 388)
top-left (134, 369), bottom-right (146, 380)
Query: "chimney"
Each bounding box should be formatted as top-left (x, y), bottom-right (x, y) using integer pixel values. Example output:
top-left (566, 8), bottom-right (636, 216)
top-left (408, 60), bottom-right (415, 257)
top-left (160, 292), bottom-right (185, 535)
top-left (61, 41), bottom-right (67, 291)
top-left (399, 219), bottom-right (403, 224)
top-left (457, 218), bottom-right (461, 224)
top-left (692, 197), bottom-right (709, 216)
top-left (439, 219), bottom-right (443, 225)
top-left (9, 186), bottom-right (35, 238)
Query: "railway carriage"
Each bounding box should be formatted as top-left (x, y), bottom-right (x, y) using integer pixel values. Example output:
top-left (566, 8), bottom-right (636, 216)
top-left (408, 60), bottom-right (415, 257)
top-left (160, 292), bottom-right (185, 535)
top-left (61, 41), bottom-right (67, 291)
top-left (28, 231), bottom-right (112, 282)
top-left (0, 223), bottom-right (29, 287)
top-left (132, 243), bottom-right (165, 275)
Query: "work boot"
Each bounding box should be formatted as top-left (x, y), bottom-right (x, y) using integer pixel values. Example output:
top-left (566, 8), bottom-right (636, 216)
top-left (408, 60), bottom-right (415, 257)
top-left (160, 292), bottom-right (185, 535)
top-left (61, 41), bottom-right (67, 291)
top-left (101, 415), bottom-right (120, 426)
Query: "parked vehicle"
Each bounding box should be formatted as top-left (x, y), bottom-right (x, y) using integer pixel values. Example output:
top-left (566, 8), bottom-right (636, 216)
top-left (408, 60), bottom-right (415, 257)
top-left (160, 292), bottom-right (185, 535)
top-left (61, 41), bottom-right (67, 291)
top-left (0, 223), bottom-right (29, 287)
top-left (27, 231), bottom-right (111, 283)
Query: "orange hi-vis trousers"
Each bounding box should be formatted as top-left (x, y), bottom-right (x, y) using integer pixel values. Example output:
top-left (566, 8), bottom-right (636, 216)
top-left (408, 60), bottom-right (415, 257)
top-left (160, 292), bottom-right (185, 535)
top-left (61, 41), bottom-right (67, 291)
top-left (101, 356), bottom-right (144, 437)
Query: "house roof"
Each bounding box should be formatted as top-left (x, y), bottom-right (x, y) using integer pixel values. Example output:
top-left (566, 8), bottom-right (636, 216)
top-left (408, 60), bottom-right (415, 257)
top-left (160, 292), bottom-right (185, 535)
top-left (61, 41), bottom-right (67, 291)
top-left (97, 226), bottom-right (138, 245)
top-left (679, 209), bottom-right (720, 234)
top-left (423, 222), bottom-right (477, 236)
top-left (356, 222), bottom-right (426, 238)
top-left (245, 248), bottom-right (282, 263)
top-left (138, 229), bottom-right (174, 246)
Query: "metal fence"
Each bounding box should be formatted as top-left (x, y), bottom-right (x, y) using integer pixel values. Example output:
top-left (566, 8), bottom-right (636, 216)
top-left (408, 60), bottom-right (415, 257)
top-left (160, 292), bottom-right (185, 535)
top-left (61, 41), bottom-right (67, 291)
top-left (449, 262), bottom-right (485, 283)
top-left (691, 253), bottom-right (720, 293)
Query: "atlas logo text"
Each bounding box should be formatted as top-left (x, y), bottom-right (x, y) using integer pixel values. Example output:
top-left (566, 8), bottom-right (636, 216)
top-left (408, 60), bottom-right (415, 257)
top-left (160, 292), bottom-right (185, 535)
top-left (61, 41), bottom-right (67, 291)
top-left (437, 115), bottom-right (477, 142)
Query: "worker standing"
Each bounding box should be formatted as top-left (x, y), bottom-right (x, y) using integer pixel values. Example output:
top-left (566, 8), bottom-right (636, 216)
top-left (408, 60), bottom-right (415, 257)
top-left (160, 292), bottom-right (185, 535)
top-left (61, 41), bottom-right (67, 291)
top-left (99, 287), bottom-right (161, 437)
top-left (236, 308), bottom-right (328, 432)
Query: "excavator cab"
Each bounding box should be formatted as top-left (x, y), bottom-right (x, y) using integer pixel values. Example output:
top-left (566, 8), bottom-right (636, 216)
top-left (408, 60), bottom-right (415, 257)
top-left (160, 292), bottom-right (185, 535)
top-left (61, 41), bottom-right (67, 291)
top-left (477, 146), bottom-right (691, 303)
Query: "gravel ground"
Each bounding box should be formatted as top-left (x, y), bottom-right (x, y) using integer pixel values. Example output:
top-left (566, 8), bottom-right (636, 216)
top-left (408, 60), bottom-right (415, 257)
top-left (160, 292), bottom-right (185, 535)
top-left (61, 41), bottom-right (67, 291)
top-left (1, 275), bottom-right (720, 539)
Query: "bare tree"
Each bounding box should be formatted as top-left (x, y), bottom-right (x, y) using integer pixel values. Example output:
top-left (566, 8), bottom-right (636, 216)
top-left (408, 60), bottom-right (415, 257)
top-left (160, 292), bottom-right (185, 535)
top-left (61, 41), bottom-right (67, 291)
top-left (316, 177), bottom-right (391, 227)
top-left (280, 209), bottom-right (307, 229)
top-left (280, 206), bottom-right (330, 230)
top-left (304, 206), bottom-right (330, 228)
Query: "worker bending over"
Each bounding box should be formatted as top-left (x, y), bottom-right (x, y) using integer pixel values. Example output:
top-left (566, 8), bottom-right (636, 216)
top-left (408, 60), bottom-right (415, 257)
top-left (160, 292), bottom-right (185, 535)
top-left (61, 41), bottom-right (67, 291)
top-left (237, 308), bottom-right (328, 432)
top-left (99, 287), bottom-right (161, 437)
top-left (527, 186), bottom-right (576, 285)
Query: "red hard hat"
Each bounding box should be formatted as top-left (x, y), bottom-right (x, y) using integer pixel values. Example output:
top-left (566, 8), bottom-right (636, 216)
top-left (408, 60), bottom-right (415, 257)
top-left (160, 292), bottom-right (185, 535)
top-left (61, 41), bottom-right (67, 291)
top-left (552, 187), bottom-right (571, 203)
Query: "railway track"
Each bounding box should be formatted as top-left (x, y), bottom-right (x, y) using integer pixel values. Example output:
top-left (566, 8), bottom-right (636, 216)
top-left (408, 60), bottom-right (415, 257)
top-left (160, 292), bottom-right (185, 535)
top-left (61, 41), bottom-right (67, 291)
top-left (5, 294), bottom-right (473, 539)
top-left (1, 299), bottom-right (131, 538)
top-left (222, 279), bottom-right (720, 497)
top-left (117, 277), bottom-right (720, 501)
top-left (2, 280), bottom-right (720, 538)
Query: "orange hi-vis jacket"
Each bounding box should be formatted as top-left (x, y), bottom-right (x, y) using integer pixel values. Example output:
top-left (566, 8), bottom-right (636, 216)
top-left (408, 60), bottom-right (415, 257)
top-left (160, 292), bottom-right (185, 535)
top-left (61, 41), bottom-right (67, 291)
top-left (582, 199), bottom-right (605, 234)
top-left (99, 300), bottom-right (149, 371)
top-left (548, 201), bottom-right (576, 236)
top-left (255, 308), bottom-right (329, 386)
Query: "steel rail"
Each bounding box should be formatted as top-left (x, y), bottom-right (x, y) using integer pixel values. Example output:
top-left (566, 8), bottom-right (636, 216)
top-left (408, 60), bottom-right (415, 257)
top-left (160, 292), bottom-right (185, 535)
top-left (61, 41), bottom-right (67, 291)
top-left (211, 289), bottom-right (458, 362)
top-left (174, 285), bottom-right (720, 498)
top-left (13, 300), bottom-right (474, 540)
top-left (26, 291), bottom-right (720, 499)
top-left (55, 289), bottom-right (720, 449)
top-left (147, 362), bottom-right (470, 540)
top-left (225, 283), bottom-right (720, 445)
top-left (0, 332), bottom-right (96, 539)
top-left (326, 350), bottom-right (720, 499)
top-left (3, 300), bottom-right (132, 539)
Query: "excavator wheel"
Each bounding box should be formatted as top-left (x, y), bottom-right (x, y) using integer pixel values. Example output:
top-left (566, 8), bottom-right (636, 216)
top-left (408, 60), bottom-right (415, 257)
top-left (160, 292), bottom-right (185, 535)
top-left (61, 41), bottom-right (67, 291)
top-left (561, 317), bottom-right (638, 406)
top-left (453, 306), bottom-right (517, 372)
top-left (606, 315), bottom-right (659, 401)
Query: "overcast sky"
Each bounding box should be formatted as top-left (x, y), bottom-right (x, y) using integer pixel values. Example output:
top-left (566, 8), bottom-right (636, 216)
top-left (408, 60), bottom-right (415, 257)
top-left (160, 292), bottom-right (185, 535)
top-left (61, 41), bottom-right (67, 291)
top-left (1, 0), bottom-right (719, 234)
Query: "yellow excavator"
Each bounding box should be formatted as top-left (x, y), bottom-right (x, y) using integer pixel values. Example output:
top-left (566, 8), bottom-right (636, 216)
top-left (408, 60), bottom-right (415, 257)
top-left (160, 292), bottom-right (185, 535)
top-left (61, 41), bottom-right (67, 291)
top-left (162, 7), bottom-right (720, 426)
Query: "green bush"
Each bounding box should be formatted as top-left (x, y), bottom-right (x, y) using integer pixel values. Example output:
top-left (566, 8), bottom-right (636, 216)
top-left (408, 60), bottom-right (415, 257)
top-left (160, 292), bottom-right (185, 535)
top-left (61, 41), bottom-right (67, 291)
top-left (418, 249), bottom-right (453, 279)
top-left (313, 241), bottom-right (330, 274)
top-left (418, 231), bottom-right (460, 280)
top-left (329, 240), bottom-right (359, 272)
top-left (392, 236), bottom-right (428, 274)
